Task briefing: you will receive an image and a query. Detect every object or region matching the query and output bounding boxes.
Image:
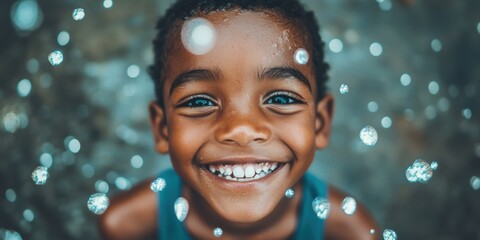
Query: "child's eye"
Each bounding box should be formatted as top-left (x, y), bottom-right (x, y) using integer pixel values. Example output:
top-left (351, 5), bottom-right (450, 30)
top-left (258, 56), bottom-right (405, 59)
top-left (179, 95), bottom-right (215, 108)
top-left (265, 91), bottom-right (303, 105)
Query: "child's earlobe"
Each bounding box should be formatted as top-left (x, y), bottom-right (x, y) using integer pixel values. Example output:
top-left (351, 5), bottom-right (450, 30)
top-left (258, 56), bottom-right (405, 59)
top-left (314, 94), bottom-right (334, 149)
top-left (149, 101), bottom-right (169, 153)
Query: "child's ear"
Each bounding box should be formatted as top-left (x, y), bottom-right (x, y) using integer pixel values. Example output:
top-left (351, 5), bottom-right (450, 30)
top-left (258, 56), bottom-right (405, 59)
top-left (149, 101), bottom-right (169, 153)
top-left (314, 94), bottom-right (334, 149)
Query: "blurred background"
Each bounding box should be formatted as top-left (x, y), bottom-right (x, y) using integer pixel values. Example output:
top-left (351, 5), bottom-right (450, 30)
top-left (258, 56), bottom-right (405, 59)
top-left (0, 0), bottom-right (479, 239)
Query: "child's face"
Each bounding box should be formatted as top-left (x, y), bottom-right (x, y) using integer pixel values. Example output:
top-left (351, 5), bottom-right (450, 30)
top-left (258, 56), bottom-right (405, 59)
top-left (150, 10), bottom-right (333, 222)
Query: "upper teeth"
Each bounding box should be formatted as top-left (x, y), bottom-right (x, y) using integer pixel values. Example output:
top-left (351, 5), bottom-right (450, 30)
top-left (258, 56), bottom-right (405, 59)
top-left (207, 163), bottom-right (279, 182)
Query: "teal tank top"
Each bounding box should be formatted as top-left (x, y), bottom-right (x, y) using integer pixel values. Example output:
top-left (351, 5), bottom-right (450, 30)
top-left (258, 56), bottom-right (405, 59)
top-left (157, 169), bottom-right (327, 239)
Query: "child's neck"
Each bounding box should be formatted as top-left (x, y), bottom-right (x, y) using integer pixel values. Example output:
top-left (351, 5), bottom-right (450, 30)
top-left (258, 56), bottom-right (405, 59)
top-left (183, 181), bottom-right (303, 240)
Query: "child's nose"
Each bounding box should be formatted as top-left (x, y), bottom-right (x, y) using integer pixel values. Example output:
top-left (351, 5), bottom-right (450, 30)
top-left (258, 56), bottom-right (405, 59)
top-left (214, 115), bottom-right (271, 147)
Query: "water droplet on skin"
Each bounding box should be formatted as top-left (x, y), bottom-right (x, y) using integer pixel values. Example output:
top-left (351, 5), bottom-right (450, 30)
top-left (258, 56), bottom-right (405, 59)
top-left (213, 227), bottom-right (223, 237)
top-left (341, 197), bottom-right (357, 215)
top-left (339, 84), bottom-right (349, 94)
top-left (312, 197), bottom-right (330, 219)
top-left (405, 159), bottom-right (433, 183)
top-left (87, 193), bottom-right (109, 215)
top-left (359, 125), bottom-right (378, 146)
top-left (181, 18), bottom-right (216, 55)
top-left (294, 48), bottom-right (309, 65)
top-left (174, 197), bottom-right (189, 222)
top-left (383, 229), bottom-right (397, 240)
top-left (150, 178), bottom-right (166, 192)
top-left (285, 188), bottom-right (295, 198)
top-left (31, 166), bottom-right (49, 185)
top-left (72, 8), bottom-right (85, 21)
top-left (48, 50), bottom-right (63, 66)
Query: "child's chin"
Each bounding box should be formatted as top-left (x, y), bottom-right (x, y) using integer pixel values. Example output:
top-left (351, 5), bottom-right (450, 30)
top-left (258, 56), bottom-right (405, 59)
top-left (210, 196), bottom-right (279, 223)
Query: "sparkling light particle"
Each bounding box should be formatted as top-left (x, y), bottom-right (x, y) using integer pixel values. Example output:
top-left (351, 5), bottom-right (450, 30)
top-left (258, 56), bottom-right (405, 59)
top-left (369, 42), bottom-right (383, 57)
top-left (329, 39), bottom-right (343, 53)
top-left (5, 189), bottom-right (17, 203)
top-left (10, 0), bottom-right (42, 32)
top-left (130, 155), bottom-right (143, 168)
top-left (31, 166), bottom-right (49, 185)
top-left (430, 161), bottom-right (438, 170)
top-left (381, 116), bottom-right (392, 128)
top-left (103, 0), bottom-right (113, 8)
top-left (57, 31), bottom-right (70, 46)
top-left (127, 65), bottom-right (140, 78)
top-left (339, 84), bottom-right (349, 94)
top-left (312, 197), bottom-right (330, 219)
top-left (213, 227), bottom-right (223, 237)
top-left (383, 229), bottom-right (397, 240)
top-left (181, 17), bottom-right (216, 55)
top-left (0, 228), bottom-right (22, 240)
top-left (39, 152), bottom-right (53, 168)
top-left (294, 48), bottom-right (309, 65)
top-left (72, 8), bottom-right (85, 21)
top-left (115, 177), bottom-right (131, 190)
top-left (150, 177), bottom-right (166, 192)
top-left (370, 229), bottom-right (376, 235)
top-left (17, 79), bottom-right (32, 97)
top-left (174, 197), bottom-right (189, 222)
top-left (359, 125), bottom-right (378, 146)
top-left (87, 193), bottom-right (110, 215)
top-left (285, 188), bottom-right (295, 198)
top-left (48, 50), bottom-right (64, 66)
top-left (431, 39), bottom-right (442, 52)
top-left (341, 197), bottom-right (357, 215)
top-left (23, 209), bottom-right (34, 222)
top-left (462, 108), bottom-right (472, 119)
top-left (67, 138), bottom-right (81, 153)
top-left (428, 81), bottom-right (440, 95)
top-left (405, 159), bottom-right (433, 183)
top-left (367, 101), bottom-right (379, 113)
top-left (400, 73), bottom-right (411, 86)
top-left (471, 176), bottom-right (480, 190)
top-left (3, 112), bottom-right (20, 133)
top-left (95, 180), bottom-right (109, 193)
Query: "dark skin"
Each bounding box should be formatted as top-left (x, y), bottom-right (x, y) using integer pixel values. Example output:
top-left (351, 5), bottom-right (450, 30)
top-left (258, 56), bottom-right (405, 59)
top-left (99, 11), bottom-right (377, 240)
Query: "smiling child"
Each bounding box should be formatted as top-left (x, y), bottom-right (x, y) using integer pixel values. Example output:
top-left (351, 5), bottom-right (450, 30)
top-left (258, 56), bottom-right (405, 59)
top-left (99, 0), bottom-right (377, 239)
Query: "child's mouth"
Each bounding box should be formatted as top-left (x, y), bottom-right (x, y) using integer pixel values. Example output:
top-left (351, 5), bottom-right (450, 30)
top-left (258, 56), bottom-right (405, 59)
top-left (204, 162), bottom-right (282, 182)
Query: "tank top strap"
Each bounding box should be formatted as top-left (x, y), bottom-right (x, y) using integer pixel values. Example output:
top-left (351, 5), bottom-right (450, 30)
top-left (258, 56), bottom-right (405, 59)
top-left (157, 169), bottom-right (192, 240)
top-left (291, 172), bottom-right (328, 240)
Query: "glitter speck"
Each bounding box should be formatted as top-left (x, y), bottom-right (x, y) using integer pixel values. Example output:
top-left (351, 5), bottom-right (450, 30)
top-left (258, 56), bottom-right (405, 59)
top-left (329, 39), bottom-right (343, 53)
top-left (428, 81), bottom-right (440, 95)
top-left (368, 101), bottom-right (379, 113)
top-left (57, 31), bottom-right (70, 46)
top-left (462, 108), bottom-right (472, 119)
top-left (174, 197), bottom-right (189, 222)
top-left (10, 0), bottom-right (42, 32)
top-left (213, 227), bottom-right (223, 237)
top-left (405, 159), bottom-right (433, 183)
top-left (103, 0), bottom-right (113, 8)
top-left (5, 189), bottom-right (17, 203)
top-left (285, 188), bottom-right (295, 198)
top-left (381, 116), bottom-right (392, 128)
top-left (471, 176), bottom-right (480, 190)
top-left (341, 197), bottom-right (357, 215)
top-left (312, 197), bottom-right (330, 219)
top-left (23, 209), bottom-right (34, 222)
top-left (0, 228), bottom-right (22, 240)
top-left (339, 84), bottom-right (349, 94)
top-left (130, 155), bottom-right (143, 169)
top-left (294, 48), bottom-right (309, 65)
top-left (95, 180), bottom-right (109, 193)
top-left (40, 153), bottom-right (53, 168)
top-left (150, 177), bottom-right (166, 192)
top-left (127, 65), bottom-right (140, 78)
top-left (400, 73), bottom-right (411, 86)
top-left (383, 229), bottom-right (397, 240)
top-left (87, 193), bottom-right (109, 215)
top-left (48, 50), bottom-right (63, 66)
top-left (67, 138), bottom-right (81, 153)
top-left (369, 42), bottom-right (383, 56)
top-left (17, 79), bottom-right (32, 97)
top-left (430, 161), bottom-right (438, 170)
top-left (181, 18), bottom-right (216, 55)
top-left (31, 166), bottom-right (49, 185)
top-left (72, 8), bottom-right (85, 21)
top-left (370, 229), bottom-right (376, 234)
top-left (359, 125), bottom-right (378, 146)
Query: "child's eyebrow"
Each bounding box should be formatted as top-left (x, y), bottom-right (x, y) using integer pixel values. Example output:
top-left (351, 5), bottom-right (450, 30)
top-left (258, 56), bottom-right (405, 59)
top-left (258, 67), bottom-right (312, 92)
top-left (169, 69), bottom-right (220, 96)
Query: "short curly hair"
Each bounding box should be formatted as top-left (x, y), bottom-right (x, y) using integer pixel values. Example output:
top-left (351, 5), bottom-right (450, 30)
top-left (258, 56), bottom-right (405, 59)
top-left (148, 0), bottom-right (329, 107)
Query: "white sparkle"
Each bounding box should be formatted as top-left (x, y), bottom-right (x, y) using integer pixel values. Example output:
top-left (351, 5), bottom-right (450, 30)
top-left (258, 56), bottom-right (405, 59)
top-left (381, 116), bottom-right (392, 128)
top-left (405, 159), bottom-right (433, 183)
top-left (17, 79), bottom-right (32, 97)
top-left (87, 193), bottom-right (110, 215)
top-left (341, 197), bottom-right (357, 215)
top-left (428, 81), bottom-right (440, 95)
top-left (312, 197), bottom-right (330, 220)
top-left (31, 166), bottom-right (49, 185)
top-left (174, 197), bottom-right (189, 222)
top-left (383, 229), bottom-right (397, 240)
top-left (103, 0), bottom-right (113, 8)
top-left (367, 101), bottom-right (379, 113)
top-left (127, 65), bottom-right (140, 78)
top-left (369, 42), bottom-right (383, 57)
top-left (181, 18), bottom-right (216, 55)
top-left (431, 39), bottom-right (442, 52)
top-left (150, 177), bottom-right (166, 192)
top-left (48, 50), bottom-right (64, 66)
top-left (72, 8), bottom-right (85, 21)
top-left (57, 31), bottom-right (70, 46)
top-left (285, 188), bottom-right (295, 198)
top-left (462, 108), bottom-right (472, 119)
top-left (67, 138), bottom-right (81, 153)
top-left (400, 73), bottom-right (411, 86)
top-left (213, 227), bottom-right (223, 237)
top-left (329, 39), bottom-right (343, 53)
top-left (294, 48), bottom-right (309, 65)
top-left (339, 84), bottom-right (349, 94)
top-left (359, 125), bottom-right (378, 146)
top-left (130, 155), bottom-right (143, 168)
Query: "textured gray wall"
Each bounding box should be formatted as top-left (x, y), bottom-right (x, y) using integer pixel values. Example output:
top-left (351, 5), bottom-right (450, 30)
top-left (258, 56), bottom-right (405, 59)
top-left (1, 0), bottom-right (479, 239)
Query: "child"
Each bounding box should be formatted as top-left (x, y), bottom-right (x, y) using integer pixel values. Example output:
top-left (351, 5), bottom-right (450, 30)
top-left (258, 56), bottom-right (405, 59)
top-left (99, 0), bottom-right (377, 239)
